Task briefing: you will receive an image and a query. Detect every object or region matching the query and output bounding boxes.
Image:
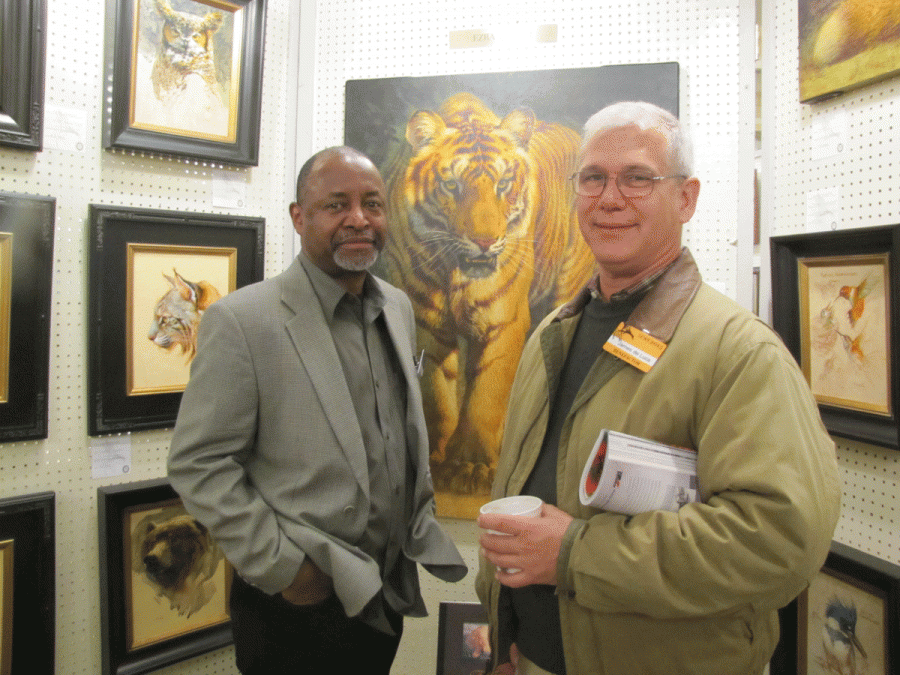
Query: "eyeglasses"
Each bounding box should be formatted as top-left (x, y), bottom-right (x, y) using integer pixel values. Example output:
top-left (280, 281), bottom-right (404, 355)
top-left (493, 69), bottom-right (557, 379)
top-left (570, 170), bottom-right (687, 199)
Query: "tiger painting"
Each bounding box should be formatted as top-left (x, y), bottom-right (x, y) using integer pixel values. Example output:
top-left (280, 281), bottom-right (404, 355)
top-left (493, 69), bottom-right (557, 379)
top-left (380, 92), bottom-right (596, 496)
top-left (147, 269), bottom-right (221, 362)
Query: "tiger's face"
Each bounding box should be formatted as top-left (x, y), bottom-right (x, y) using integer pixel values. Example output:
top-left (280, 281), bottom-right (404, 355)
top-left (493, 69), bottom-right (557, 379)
top-left (402, 108), bottom-right (534, 279)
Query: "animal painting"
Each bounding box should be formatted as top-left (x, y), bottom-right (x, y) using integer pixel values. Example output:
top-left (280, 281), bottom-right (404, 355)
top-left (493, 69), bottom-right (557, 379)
top-left (380, 92), bottom-right (596, 494)
top-left (810, 0), bottom-right (900, 67)
top-left (132, 510), bottom-right (225, 617)
top-left (147, 269), bottom-right (221, 362)
top-left (819, 597), bottom-right (868, 675)
top-left (150, 0), bottom-right (226, 111)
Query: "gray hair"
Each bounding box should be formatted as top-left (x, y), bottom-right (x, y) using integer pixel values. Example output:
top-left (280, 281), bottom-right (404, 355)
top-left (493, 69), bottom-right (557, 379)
top-left (580, 101), bottom-right (693, 177)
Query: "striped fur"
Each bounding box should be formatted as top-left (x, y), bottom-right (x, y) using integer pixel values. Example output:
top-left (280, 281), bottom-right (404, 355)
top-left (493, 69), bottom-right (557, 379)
top-left (381, 93), bottom-right (595, 494)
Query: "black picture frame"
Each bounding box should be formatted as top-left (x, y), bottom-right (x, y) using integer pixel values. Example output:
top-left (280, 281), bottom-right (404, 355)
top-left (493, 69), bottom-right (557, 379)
top-left (0, 0), bottom-right (46, 150)
top-left (0, 491), bottom-right (55, 675)
top-left (436, 601), bottom-right (491, 675)
top-left (99, 478), bottom-right (233, 675)
top-left (0, 192), bottom-right (55, 441)
top-left (103, 0), bottom-right (267, 166)
top-left (770, 541), bottom-right (900, 675)
top-left (88, 204), bottom-right (264, 435)
top-left (771, 224), bottom-right (900, 449)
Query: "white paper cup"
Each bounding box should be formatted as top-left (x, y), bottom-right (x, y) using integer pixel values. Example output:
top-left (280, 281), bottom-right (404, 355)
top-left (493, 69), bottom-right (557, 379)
top-left (480, 495), bottom-right (543, 521)
top-left (479, 495), bottom-right (543, 573)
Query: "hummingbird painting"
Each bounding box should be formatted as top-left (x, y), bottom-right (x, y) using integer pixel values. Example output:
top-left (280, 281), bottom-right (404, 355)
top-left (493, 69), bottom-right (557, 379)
top-left (819, 273), bottom-right (880, 362)
top-left (820, 597), bottom-right (868, 675)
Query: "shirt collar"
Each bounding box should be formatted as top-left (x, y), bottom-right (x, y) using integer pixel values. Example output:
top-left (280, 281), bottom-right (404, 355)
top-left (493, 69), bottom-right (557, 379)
top-left (298, 253), bottom-right (385, 319)
top-left (588, 258), bottom-right (675, 304)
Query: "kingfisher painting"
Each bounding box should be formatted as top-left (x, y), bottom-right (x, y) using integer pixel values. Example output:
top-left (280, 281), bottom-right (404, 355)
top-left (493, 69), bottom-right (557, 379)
top-left (818, 598), bottom-right (869, 675)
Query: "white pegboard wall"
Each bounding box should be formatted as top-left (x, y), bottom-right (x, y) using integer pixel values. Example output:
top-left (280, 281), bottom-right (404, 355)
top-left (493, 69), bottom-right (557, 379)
top-left (763, 0), bottom-right (900, 566)
top-left (0, 0), bottom-right (296, 673)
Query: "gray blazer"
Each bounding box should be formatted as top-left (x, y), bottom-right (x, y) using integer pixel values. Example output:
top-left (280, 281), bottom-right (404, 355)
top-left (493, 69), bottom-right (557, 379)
top-left (167, 256), bottom-right (466, 618)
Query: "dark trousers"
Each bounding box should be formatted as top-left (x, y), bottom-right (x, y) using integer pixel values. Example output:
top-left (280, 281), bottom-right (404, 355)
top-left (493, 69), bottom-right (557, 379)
top-left (230, 574), bottom-right (403, 674)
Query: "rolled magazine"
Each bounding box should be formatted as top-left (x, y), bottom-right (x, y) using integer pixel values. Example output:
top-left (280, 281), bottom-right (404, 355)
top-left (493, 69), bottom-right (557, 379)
top-left (579, 429), bottom-right (699, 515)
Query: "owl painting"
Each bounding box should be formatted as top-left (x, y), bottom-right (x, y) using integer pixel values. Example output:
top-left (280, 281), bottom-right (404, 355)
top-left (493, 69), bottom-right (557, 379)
top-left (131, 0), bottom-right (238, 141)
top-left (151, 0), bottom-right (225, 103)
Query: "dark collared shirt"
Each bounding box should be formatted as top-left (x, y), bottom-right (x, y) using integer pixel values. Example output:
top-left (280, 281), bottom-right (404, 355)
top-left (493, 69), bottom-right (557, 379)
top-left (300, 255), bottom-right (411, 634)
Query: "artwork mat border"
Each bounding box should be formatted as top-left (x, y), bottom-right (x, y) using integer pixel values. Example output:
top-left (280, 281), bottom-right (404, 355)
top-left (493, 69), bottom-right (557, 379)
top-left (99, 478), bottom-right (233, 675)
top-left (770, 540), bottom-right (900, 675)
top-left (103, 0), bottom-right (267, 165)
top-left (0, 0), bottom-right (46, 150)
top-left (797, 252), bottom-right (891, 415)
top-left (125, 242), bottom-right (237, 396)
top-left (0, 192), bottom-right (55, 442)
top-left (88, 204), bottom-right (265, 436)
top-left (771, 224), bottom-right (900, 450)
top-left (0, 492), bottom-right (55, 675)
top-left (436, 601), bottom-right (491, 675)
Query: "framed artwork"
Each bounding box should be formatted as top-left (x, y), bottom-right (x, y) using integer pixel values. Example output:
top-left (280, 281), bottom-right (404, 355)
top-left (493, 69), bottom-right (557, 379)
top-left (770, 541), bottom-right (900, 675)
top-left (88, 204), bottom-right (264, 435)
top-left (0, 492), bottom-right (55, 675)
top-left (0, 193), bottom-right (55, 442)
top-left (345, 62), bottom-right (680, 518)
top-left (436, 601), bottom-right (491, 675)
top-left (799, 0), bottom-right (900, 103)
top-left (0, 0), bottom-right (46, 150)
top-left (771, 224), bottom-right (900, 449)
top-left (99, 478), bottom-right (233, 675)
top-left (103, 0), bottom-right (267, 165)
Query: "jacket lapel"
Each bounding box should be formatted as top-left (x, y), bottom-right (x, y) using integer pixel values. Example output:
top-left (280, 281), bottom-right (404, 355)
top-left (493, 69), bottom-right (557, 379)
top-left (280, 259), bottom-right (370, 498)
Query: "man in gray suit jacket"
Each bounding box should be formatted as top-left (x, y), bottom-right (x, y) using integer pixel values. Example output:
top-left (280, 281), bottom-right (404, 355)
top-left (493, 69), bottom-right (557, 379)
top-left (168, 146), bottom-right (467, 674)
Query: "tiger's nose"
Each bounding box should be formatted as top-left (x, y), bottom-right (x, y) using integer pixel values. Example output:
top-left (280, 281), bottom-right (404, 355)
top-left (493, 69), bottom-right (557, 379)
top-left (473, 237), bottom-right (496, 252)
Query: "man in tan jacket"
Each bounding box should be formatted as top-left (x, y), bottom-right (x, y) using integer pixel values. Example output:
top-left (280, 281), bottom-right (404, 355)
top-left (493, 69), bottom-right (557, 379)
top-left (476, 102), bottom-right (840, 675)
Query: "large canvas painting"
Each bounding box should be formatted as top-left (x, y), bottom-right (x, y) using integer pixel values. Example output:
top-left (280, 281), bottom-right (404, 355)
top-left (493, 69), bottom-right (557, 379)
top-left (799, 0), bottom-right (900, 103)
top-left (345, 63), bottom-right (680, 517)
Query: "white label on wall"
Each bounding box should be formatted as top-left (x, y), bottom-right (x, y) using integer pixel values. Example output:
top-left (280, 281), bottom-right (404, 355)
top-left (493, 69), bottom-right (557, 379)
top-left (43, 104), bottom-right (88, 153)
top-left (91, 434), bottom-right (132, 479)
top-left (806, 187), bottom-right (842, 232)
top-left (810, 111), bottom-right (848, 162)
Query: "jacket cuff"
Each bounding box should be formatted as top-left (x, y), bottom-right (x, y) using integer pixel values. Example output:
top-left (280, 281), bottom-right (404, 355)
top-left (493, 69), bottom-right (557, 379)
top-left (556, 518), bottom-right (587, 599)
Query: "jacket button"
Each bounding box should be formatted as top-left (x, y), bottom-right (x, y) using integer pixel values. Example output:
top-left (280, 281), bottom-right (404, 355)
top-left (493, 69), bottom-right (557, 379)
top-left (343, 506), bottom-right (355, 517)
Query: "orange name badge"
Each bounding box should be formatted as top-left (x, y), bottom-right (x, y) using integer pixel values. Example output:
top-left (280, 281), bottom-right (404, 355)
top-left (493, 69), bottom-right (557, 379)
top-left (603, 323), bottom-right (667, 372)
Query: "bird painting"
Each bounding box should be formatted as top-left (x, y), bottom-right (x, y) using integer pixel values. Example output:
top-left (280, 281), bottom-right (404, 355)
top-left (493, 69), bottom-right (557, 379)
top-left (819, 273), bottom-right (880, 362)
top-left (819, 598), bottom-right (868, 675)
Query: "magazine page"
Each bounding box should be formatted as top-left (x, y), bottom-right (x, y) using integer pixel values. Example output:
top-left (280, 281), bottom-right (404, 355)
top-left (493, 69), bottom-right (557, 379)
top-left (579, 430), bottom-right (699, 515)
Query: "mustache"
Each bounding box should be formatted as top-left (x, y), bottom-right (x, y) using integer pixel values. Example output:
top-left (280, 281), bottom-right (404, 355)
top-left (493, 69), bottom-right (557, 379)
top-left (333, 231), bottom-right (380, 246)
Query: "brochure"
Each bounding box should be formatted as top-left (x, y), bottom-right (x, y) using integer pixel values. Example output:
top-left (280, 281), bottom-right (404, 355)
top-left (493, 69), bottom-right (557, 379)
top-left (579, 429), bottom-right (699, 515)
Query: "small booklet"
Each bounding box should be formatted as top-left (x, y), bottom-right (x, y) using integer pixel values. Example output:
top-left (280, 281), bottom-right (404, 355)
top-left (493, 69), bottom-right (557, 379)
top-left (579, 429), bottom-right (699, 515)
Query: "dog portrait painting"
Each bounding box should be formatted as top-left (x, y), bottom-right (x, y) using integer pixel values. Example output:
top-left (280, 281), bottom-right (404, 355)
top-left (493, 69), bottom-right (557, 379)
top-left (126, 501), bottom-right (230, 650)
top-left (126, 243), bottom-right (235, 396)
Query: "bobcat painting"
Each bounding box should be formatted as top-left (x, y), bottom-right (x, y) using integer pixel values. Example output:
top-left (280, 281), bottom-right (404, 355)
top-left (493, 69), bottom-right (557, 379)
top-left (147, 269), bottom-right (221, 362)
